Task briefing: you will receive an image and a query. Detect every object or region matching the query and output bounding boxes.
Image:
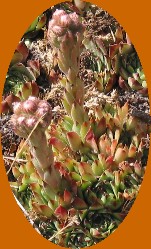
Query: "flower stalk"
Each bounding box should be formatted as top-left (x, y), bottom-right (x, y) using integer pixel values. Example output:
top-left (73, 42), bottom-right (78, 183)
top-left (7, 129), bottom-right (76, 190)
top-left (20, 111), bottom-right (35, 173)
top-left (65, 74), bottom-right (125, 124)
top-left (47, 9), bottom-right (87, 123)
top-left (11, 97), bottom-right (61, 193)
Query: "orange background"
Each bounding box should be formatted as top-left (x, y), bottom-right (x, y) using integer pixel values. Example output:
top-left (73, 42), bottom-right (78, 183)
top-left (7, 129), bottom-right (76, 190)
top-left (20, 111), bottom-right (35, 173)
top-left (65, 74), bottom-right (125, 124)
top-left (0, 0), bottom-right (151, 248)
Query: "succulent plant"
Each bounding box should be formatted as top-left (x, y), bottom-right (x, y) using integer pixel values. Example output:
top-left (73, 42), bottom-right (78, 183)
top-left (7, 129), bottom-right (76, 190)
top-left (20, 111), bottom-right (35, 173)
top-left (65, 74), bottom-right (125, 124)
top-left (1, 80), bottom-right (39, 114)
top-left (83, 27), bottom-right (148, 95)
top-left (47, 9), bottom-right (86, 118)
top-left (9, 8), bottom-right (149, 248)
top-left (10, 41), bottom-right (29, 66)
top-left (74, 0), bottom-right (87, 11)
top-left (5, 60), bottom-right (40, 94)
top-left (94, 69), bottom-right (117, 93)
top-left (2, 40), bottom-right (40, 111)
top-left (11, 96), bottom-right (61, 193)
top-left (11, 97), bottom-right (148, 247)
top-left (24, 13), bottom-right (46, 38)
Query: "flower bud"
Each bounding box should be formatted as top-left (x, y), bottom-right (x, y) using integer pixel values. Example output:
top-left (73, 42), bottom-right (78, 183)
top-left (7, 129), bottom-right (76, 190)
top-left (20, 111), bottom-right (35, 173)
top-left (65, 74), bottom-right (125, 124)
top-left (60, 14), bottom-right (71, 27)
top-left (22, 99), bottom-right (37, 113)
top-left (48, 9), bottom-right (84, 40)
top-left (25, 117), bottom-right (37, 128)
top-left (52, 25), bottom-right (66, 37)
top-left (13, 101), bottom-right (23, 114)
top-left (53, 9), bottom-right (66, 20)
top-left (17, 116), bottom-right (26, 126)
